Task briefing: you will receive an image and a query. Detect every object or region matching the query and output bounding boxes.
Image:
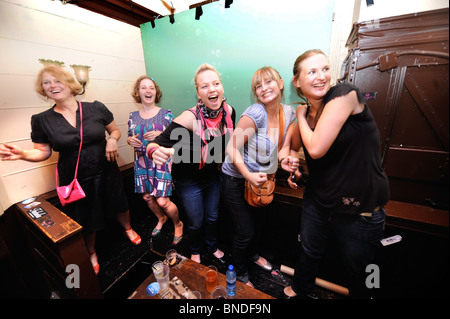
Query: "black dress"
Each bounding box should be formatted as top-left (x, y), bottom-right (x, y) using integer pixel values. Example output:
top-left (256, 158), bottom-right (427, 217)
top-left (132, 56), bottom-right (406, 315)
top-left (31, 100), bottom-right (128, 234)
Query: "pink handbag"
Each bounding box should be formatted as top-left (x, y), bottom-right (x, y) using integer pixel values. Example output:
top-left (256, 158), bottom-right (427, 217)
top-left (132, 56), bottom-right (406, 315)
top-left (56, 102), bottom-right (86, 206)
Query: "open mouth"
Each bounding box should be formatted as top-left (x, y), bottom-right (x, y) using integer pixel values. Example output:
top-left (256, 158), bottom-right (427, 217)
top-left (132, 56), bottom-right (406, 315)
top-left (208, 94), bottom-right (219, 102)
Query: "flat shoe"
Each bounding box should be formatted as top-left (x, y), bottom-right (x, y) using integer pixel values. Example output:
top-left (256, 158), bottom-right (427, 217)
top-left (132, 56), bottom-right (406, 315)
top-left (254, 259), bottom-right (273, 271)
top-left (151, 227), bottom-right (162, 237)
top-left (172, 235), bottom-right (183, 245)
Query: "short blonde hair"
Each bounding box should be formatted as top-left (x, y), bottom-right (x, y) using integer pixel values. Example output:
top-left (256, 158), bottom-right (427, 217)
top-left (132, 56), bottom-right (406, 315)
top-left (131, 76), bottom-right (162, 104)
top-left (35, 66), bottom-right (83, 97)
top-left (251, 66), bottom-right (284, 104)
top-left (193, 63), bottom-right (222, 90)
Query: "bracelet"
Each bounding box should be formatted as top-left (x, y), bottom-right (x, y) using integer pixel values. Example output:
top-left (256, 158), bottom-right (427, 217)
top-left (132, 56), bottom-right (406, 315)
top-left (108, 136), bottom-right (117, 141)
top-left (147, 146), bottom-right (159, 159)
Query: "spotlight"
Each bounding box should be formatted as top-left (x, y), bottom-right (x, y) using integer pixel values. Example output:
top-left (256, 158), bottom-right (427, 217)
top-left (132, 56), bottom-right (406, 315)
top-left (225, 0), bottom-right (233, 8)
top-left (169, 14), bottom-right (175, 24)
top-left (195, 6), bottom-right (203, 20)
top-left (366, 0), bottom-right (374, 6)
top-left (150, 20), bottom-right (155, 28)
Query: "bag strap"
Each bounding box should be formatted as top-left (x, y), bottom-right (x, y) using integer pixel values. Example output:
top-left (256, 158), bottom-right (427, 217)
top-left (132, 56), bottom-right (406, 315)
top-left (73, 101), bottom-right (83, 178)
top-left (56, 101), bottom-right (83, 185)
top-left (277, 105), bottom-right (285, 152)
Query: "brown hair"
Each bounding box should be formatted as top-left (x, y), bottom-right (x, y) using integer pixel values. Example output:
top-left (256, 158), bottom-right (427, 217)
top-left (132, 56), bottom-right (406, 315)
top-left (131, 76), bottom-right (162, 104)
top-left (292, 49), bottom-right (327, 100)
top-left (251, 66), bottom-right (284, 104)
top-left (35, 66), bottom-right (83, 97)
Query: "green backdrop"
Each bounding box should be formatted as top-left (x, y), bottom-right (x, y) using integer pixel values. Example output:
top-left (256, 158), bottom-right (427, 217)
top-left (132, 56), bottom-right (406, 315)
top-left (140, 0), bottom-right (334, 118)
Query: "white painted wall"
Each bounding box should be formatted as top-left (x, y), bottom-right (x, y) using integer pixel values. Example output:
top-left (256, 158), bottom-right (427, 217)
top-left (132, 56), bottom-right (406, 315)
top-left (0, 0), bottom-right (146, 215)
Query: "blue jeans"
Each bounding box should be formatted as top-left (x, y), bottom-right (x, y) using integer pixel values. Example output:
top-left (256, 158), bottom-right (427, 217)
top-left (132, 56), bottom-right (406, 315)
top-left (293, 194), bottom-right (385, 298)
top-left (220, 173), bottom-right (266, 283)
top-left (174, 176), bottom-right (221, 255)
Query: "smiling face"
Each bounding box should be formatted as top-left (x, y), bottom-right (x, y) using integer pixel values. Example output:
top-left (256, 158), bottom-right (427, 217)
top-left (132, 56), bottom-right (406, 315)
top-left (196, 69), bottom-right (224, 111)
top-left (251, 66), bottom-right (284, 106)
top-left (139, 78), bottom-right (157, 105)
top-left (41, 71), bottom-right (73, 102)
top-left (293, 53), bottom-right (331, 102)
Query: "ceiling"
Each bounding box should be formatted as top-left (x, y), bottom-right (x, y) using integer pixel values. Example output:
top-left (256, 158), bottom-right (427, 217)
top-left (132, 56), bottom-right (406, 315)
top-left (64, 0), bottom-right (219, 28)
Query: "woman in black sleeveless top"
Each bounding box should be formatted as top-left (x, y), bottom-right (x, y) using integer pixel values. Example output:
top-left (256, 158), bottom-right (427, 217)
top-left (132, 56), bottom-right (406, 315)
top-left (283, 50), bottom-right (389, 299)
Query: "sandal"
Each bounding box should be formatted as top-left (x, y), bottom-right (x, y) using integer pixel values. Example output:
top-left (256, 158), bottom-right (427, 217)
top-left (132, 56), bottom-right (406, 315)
top-left (151, 227), bottom-right (162, 237)
top-left (172, 235), bottom-right (183, 245)
top-left (125, 228), bottom-right (141, 245)
top-left (90, 251), bottom-right (100, 275)
top-left (172, 221), bottom-right (183, 245)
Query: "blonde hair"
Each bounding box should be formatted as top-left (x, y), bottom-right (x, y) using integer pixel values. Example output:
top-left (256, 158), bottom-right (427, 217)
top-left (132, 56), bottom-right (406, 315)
top-left (35, 66), bottom-right (83, 97)
top-left (251, 66), bottom-right (284, 104)
top-left (193, 63), bottom-right (222, 90)
top-left (131, 76), bottom-right (162, 104)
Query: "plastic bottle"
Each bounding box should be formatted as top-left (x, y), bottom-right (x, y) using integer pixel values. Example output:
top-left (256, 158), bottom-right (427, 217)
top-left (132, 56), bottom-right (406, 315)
top-left (226, 264), bottom-right (236, 296)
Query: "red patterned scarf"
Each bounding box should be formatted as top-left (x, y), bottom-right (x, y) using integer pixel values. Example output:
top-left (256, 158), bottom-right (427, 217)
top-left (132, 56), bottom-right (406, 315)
top-left (189, 99), bottom-right (234, 169)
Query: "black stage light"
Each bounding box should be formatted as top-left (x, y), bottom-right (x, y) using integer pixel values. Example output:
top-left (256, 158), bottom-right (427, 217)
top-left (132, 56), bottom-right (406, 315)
top-left (195, 6), bottom-right (203, 20)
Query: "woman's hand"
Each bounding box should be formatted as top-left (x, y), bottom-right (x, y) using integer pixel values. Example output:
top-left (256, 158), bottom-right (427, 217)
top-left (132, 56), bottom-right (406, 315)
top-left (0, 142), bottom-right (51, 162)
top-left (127, 134), bottom-right (142, 148)
top-left (151, 146), bottom-right (174, 166)
top-left (0, 143), bottom-right (24, 161)
top-left (106, 138), bottom-right (119, 162)
top-left (296, 104), bottom-right (308, 120)
top-left (280, 156), bottom-right (299, 173)
top-left (247, 172), bottom-right (268, 188)
top-left (287, 169), bottom-right (302, 189)
top-left (143, 130), bottom-right (162, 141)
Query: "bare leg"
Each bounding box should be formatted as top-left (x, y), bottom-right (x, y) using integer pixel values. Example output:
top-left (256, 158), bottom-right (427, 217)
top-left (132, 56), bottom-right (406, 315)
top-left (143, 193), bottom-right (167, 230)
top-left (85, 232), bottom-right (99, 274)
top-left (156, 197), bottom-right (183, 238)
top-left (116, 209), bottom-right (141, 244)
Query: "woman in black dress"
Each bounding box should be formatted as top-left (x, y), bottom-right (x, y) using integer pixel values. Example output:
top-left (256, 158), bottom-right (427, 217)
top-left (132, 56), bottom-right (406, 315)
top-left (0, 66), bottom-right (141, 275)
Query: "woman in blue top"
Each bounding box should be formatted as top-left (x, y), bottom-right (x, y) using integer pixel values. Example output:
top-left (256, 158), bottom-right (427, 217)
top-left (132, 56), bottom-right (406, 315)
top-left (283, 50), bottom-right (389, 299)
top-left (127, 76), bottom-right (183, 245)
top-left (221, 66), bottom-right (297, 287)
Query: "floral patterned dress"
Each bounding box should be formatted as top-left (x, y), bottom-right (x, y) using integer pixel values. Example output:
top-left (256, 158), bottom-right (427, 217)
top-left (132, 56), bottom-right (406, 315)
top-left (128, 109), bottom-right (174, 197)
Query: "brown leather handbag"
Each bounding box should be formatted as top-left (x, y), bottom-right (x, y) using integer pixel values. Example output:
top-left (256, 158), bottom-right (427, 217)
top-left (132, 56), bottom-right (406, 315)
top-left (244, 106), bottom-right (284, 207)
top-left (244, 174), bottom-right (276, 207)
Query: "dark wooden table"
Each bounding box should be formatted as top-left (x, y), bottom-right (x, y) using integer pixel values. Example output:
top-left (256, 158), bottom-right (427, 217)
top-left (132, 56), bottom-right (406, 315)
top-left (129, 257), bottom-right (275, 299)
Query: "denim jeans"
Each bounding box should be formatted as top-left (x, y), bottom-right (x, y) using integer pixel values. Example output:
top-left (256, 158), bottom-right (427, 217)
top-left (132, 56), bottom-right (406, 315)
top-left (174, 176), bottom-right (221, 255)
top-left (220, 173), bottom-right (267, 283)
top-left (293, 194), bottom-right (385, 298)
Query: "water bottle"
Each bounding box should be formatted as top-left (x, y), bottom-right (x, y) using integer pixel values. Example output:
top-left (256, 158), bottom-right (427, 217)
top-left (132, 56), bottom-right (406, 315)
top-left (226, 264), bottom-right (236, 296)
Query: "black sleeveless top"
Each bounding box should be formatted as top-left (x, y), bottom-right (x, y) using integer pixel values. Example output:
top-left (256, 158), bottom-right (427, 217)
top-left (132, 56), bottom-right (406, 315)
top-left (303, 83), bottom-right (389, 215)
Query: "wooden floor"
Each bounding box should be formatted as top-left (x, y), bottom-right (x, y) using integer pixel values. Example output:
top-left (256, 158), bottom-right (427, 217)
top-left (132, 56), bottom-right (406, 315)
top-left (95, 192), bottom-right (343, 299)
top-left (93, 180), bottom-right (449, 300)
